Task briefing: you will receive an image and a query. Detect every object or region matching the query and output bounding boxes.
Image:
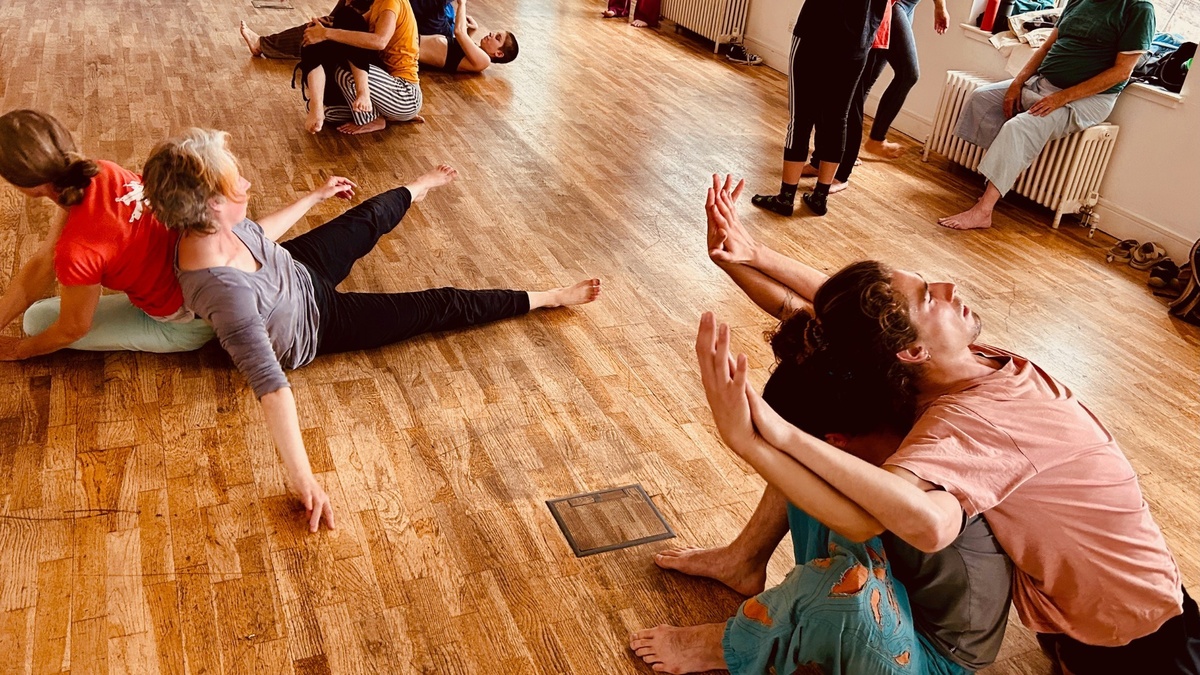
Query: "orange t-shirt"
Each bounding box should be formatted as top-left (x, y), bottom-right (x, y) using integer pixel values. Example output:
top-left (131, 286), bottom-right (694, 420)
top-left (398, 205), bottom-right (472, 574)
top-left (54, 160), bottom-right (184, 318)
top-left (369, 0), bottom-right (420, 84)
top-left (885, 344), bottom-right (1183, 647)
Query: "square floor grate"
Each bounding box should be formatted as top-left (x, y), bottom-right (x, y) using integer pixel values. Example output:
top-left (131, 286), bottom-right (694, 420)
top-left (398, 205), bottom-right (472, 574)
top-left (546, 484), bottom-right (675, 557)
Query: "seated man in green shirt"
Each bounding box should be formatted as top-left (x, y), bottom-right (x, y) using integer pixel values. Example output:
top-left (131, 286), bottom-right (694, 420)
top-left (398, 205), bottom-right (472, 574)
top-left (938, 0), bottom-right (1155, 230)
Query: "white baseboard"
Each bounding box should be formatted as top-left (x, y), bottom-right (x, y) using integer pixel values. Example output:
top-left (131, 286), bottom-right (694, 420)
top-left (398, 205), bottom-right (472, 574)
top-left (744, 37), bottom-right (790, 73)
top-left (864, 91), bottom-right (934, 145)
top-left (1092, 200), bottom-right (1195, 262)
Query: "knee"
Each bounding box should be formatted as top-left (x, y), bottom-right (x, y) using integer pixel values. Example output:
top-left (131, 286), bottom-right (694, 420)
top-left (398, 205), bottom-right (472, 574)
top-left (22, 298), bottom-right (61, 337)
top-left (893, 63), bottom-right (919, 89)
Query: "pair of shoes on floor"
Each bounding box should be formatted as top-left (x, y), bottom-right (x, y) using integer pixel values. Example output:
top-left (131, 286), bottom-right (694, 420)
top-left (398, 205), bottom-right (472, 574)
top-left (727, 43), bottom-right (762, 65)
top-left (1105, 239), bottom-right (1167, 270)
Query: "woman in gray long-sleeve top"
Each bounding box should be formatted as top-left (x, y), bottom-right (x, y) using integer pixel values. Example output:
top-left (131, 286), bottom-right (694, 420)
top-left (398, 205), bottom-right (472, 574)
top-left (142, 128), bottom-right (602, 532)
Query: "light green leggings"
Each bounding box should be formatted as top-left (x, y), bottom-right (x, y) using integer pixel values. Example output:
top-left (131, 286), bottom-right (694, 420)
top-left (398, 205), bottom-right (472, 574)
top-left (23, 294), bottom-right (214, 353)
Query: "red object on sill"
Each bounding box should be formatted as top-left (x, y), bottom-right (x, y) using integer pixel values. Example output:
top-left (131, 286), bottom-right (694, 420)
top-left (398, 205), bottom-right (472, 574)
top-left (980, 0), bottom-right (1002, 31)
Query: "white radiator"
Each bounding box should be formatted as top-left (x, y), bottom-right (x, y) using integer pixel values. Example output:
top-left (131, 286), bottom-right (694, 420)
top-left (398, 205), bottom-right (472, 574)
top-left (659, 0), bottom-right (749, 52)
top-left (923, 70), bottom-right (1119, 229)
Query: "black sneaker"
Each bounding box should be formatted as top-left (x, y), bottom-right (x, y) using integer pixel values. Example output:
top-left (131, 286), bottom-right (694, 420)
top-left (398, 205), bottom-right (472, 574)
top-left (727, 43), bottom-right (763, 65)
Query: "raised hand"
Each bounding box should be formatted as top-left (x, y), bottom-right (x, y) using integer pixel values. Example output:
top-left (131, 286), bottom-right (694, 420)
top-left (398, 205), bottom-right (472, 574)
top-left (314, 175), bottom-right (357, 201)
top-left (707, 174), bottom-right (757, 265)
top-left (745, 381), bottom-right (799, 450)
top-left (695, 312), bottom-right (759, 454)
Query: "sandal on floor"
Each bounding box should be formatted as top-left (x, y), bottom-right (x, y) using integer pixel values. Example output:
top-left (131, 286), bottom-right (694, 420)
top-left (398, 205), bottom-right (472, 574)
top-left (1106, 239), bottom-right (1138, 263)
top-left (1130, 241), bottom-right (1167, 270)
top-left (1148, 258), bottom-right (1180, 289)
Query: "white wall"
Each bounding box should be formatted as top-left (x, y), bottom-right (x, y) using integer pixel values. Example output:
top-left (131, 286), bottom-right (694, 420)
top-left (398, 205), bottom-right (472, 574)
top-left (744, 0), bottom-right (1200, 261)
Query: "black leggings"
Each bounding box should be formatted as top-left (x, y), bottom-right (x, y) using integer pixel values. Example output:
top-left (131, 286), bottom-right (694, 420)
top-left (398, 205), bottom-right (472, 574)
top-left (279, 187), bottom-right (530, 356)
top-left (784, 35), bottom-right (869, 166)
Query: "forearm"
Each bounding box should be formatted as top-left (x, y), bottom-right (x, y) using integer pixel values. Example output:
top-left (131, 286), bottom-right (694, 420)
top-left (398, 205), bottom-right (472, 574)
top-left (13, 323), bottom-right (83, 359)
top-left (260, 388), bottom-right (315, 483)
top-left (1057, 64), bottom-right (1135, 103)
top-left (1016, 37), bottom-right (1055, 85)
top-left (0, 254), bottom-right (57, 330)
top-left (777, 428), bottom-right (957, 551)
top-left (323, 26), bottom-right (388, 50)
top-left (258, 191), bottom-right (324, 241)
top-left (716, 261), bottom-right (805, 320)
top-left (749, 244), bottom-right (828, 303)
top-left (736, 436), bottom-right (884, 541)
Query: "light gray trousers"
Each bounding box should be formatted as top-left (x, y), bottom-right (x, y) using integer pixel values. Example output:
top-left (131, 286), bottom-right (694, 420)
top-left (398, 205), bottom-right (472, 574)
top-left (954, 75), bottom-right (1118, 195)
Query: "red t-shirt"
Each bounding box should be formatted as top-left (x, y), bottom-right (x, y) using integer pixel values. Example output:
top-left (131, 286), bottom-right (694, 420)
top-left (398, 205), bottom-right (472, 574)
top-left (872, 0), bottom-right (897, 49)
top-left (54, 160), bottom-right (184, 318)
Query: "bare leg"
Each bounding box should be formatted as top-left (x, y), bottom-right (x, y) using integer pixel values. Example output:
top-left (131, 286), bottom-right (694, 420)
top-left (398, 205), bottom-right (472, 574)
top-left (938, 182), bottom-right (1002, 230)
top-left (351, 65), bottom-right (372, 113)
top-left (816, 159), bottom-right (837, 184)
top-left (305, 66), bottom-right (327, 134)
top-left (239, 21), bottom-right (262, 57)
top-left (629, 624), bottom-right (728, 674)
top-left (781, 159), bottom-right (806, 185)
top-left (527, 279), bottom-right (602, 309)
top-left (655, 485), bottom-right (789, 596)
top-left (864, 137), bottom-right (905, 159)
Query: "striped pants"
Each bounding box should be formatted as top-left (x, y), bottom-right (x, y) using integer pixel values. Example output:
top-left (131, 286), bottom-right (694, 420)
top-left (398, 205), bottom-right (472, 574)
top-left (324, 65), bottom-right (423, 126)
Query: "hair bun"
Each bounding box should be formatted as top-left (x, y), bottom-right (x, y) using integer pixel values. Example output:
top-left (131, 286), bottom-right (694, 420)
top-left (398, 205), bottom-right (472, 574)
top-left (53, 156), bottom-right (100, 206)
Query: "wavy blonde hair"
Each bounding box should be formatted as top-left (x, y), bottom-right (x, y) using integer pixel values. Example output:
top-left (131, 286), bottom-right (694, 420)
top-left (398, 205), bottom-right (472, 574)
top-left (142, 128), bottom-right (245, 234)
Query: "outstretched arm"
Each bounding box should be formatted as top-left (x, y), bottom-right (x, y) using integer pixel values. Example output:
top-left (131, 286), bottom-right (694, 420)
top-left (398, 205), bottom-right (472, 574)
top-left (257, 176), bottom-right (356, 242)
top-left (260, 388), bottom-right (336, 532)
top-left (694, 312), bottom-right (887, 541)
top-left (454, 0), bottom-right (492, 72)
top-left (707, 175), bottom-right (828, 314)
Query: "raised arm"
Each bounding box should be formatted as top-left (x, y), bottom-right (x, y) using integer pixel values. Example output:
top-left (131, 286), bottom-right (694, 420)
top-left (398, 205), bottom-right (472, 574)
top-left (707, 175), bottom-right (829, 313)
top-left (453, 0), bottom-right (492, 72)
top-left (304, 9), bottom-right (397, 50)
top-left (694, 313), bottom-right (888, 541)
top-left (257, 176), bottom-right (356, 242)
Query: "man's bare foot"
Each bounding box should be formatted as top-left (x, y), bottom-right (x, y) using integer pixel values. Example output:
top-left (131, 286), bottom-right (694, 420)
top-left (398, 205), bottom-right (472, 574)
top-left (654, 546), bottom-right (767, 596)
top-left (629, 624), bottom-right (727, 674)
top-left (938, 202), bottom-right (994, 230)
top-left (337, 118), bottom-right (387, 135)
top-left (531, 279), bottom-right (601, 309)
top-left (405, 164), bottom-right (458, 202)
top-left (352, 92), bottom-right (372, 113)
top-left (864, 137), bottom-right (905, 159)
top-left (305, 104), bottom-right (325, 134)
top-left (800, 163), bottom-right (819, 178)
top-left (602, 9), bottom-right (619, 17)
top-left (830, 180), bottom-right (849, 195)
top-left (631, 19), bottom-right (649, 27)
top-left (240, 21), bottom-right (262, 57)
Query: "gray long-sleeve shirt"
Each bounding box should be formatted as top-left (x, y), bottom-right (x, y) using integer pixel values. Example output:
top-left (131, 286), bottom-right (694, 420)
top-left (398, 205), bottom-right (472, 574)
top-left (177, 219), bottom-right (320, 398)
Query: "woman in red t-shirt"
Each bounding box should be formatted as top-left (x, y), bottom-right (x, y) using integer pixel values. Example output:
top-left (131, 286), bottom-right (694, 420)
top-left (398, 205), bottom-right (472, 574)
top-left (0, 109), bottom-right (214, 359)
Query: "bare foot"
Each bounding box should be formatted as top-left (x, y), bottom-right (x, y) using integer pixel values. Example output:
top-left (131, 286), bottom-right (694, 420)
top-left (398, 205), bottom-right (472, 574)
top-left (629, 624), bottom-right (727, 674)
top-left (406, 164), bottom-right (458, 202)
top-left (938, 202), bottom-right (995, 230)
top-left (864, 138), bottom-right (905, 159)
top-left (352, 92), bottom-right (372, 114)
top-left (401, 114), bottom-right (426, 124)
top-left (602, 9), bottom-right (619, 17)
top-left (800, 163), bottom-right (820, 178)
top-left (829, 180), bottom-right (849, 195)
top-left (305, 104), bottom-right (325, 134)
top-left (536, 279), bottom-right (601, 309)
top-left (337, 118), bottom-right (387, 135)
top-left (631, 19), bottom-right (649, 27)
top-left (655, 546), bottom-right (767, 596)
top-left (239, 21), bottom-right (262, 57)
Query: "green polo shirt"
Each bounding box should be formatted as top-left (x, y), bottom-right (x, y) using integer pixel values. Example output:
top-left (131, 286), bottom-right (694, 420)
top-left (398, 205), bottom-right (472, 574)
top-left (1037, 0), bottom-right (1156, 94)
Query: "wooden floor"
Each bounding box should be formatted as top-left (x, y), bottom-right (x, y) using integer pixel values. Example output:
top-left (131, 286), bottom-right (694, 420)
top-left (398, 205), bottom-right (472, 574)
top-left (1, 0), bottom-right (1197, 673)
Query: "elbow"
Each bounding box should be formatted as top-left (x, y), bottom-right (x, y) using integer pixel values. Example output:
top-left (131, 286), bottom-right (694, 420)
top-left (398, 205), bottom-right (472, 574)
top-left (907, 508), bottom-right (960, 553)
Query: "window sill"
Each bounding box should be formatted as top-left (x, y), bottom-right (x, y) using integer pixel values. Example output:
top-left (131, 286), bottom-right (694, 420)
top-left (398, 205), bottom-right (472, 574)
top-left (956, 24), bottom-right (1186, 108)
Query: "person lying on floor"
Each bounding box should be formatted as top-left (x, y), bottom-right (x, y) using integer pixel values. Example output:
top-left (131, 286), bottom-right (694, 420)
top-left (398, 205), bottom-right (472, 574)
top-left (669, 175), bottom-right (1199, 674)
top-left (938, 0), bottom-right (1154, 230)
top-left (630, 176), bottom-right (1013, 675)
top-left (141, 129), bottom-right (601, 532)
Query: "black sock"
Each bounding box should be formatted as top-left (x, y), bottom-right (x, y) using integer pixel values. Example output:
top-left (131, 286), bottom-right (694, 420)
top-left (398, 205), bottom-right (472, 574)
top-left (802, 185), bottom-right (830, 216)
top-left (780, 181), bottom-right (798, 200)
top-left (813, 182), bottom-right (831, 197)
top-left (751, 182), bottom-right (799, 216)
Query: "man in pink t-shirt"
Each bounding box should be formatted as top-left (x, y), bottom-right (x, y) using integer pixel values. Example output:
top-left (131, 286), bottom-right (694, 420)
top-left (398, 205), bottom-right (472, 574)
top-left (695, 178), bottom-right (1199, 674)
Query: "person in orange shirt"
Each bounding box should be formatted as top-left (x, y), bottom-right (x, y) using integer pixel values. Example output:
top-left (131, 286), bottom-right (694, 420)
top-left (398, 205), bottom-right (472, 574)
top-left (300, 0), bottom-right (423, 134)
top-left (0, 109), bottom-right (214, 358)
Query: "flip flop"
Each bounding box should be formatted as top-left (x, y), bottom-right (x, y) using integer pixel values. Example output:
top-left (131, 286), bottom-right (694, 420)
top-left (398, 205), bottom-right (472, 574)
top-left (1106, 239), bottom-right (1138, 263)
top-left (1130, 241), bottom-right (1167, 270)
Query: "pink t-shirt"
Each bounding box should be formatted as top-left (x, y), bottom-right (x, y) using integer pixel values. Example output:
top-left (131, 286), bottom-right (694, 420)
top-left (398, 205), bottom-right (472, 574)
top-left (885, 344), bottom-right (1182, 647)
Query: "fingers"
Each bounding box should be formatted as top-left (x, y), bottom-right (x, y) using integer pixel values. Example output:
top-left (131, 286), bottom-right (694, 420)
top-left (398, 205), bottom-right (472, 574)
top-left (715, 322), bottom-right (732, 384)
top-left (730, 178), bottom-right (745, 203)
top-left (706, 186), bottom-right (715, 209)
top-left (733, 353), bottom-right (748, 392)
top-left (309, 500), bottom-right (322, 532)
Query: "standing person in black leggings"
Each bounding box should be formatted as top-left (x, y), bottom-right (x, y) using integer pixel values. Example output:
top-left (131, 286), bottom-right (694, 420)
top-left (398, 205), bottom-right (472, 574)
top-left (802, 0), bottom-right (950, 192)
top-left (142, 129), bottom-right (602, 533)
top-left (750, 0), bottom-right (889, 217)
